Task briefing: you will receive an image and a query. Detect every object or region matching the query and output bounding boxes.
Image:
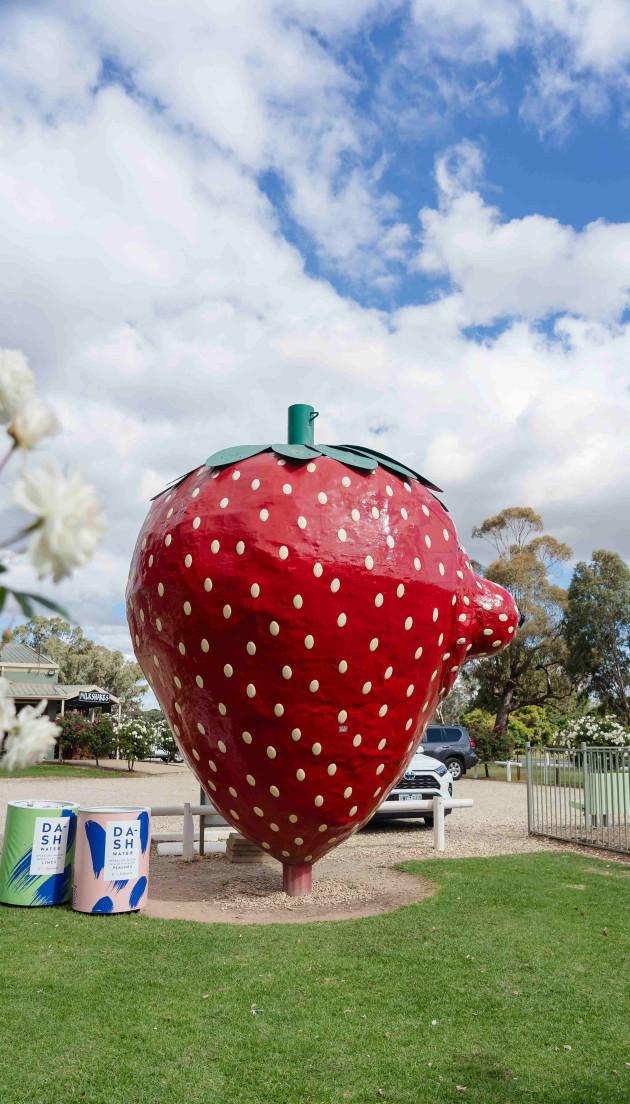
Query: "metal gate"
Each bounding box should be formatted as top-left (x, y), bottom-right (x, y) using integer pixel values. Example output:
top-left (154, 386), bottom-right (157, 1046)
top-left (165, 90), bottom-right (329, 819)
top-left (526, 743), bottom-right (630, 855)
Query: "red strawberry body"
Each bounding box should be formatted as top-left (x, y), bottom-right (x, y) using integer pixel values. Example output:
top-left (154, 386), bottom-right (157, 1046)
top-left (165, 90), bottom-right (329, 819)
top-left (126, 450), bottom-right (517, 868)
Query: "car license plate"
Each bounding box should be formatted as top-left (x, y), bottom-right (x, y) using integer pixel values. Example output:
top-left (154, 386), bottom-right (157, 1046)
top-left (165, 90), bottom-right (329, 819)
top-left (399, 793), bottom-right (417, 802)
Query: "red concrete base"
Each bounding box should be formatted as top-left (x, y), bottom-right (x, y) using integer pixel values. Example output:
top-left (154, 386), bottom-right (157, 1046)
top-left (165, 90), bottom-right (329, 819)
top-left (282, 862), bottom-right (313, 897)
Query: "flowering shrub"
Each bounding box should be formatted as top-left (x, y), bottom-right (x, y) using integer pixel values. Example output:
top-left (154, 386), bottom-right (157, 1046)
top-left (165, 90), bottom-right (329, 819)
top-left (117, 718), bottom-right (171, 771)
top-left (55, 711), bottom-right (115, 766)
top-left (0, 347), bottom-right (106, 770)
top-left (551, 715), bottom-right (630, 749)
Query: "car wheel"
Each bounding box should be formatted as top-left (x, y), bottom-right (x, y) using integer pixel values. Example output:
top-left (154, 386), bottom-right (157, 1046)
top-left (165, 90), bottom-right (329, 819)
top-left (446, 757), bottom-right (463, 780)
top-left (422, 815), bottom-right (434, 827)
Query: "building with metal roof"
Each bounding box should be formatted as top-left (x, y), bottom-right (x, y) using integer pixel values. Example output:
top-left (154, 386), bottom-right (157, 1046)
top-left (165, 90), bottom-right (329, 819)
top-left (0, 642), bottom-right (121, 757)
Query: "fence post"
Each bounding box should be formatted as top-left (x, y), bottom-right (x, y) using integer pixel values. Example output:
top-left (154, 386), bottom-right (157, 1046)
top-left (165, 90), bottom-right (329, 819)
top-left (525, 742), bottom-right (533, 834)
top-left (473, 763), bottom-right (478, 779)
top-left (198, 786), bottom-right (207, 857)
top-left (182, 801), bottom-right (194, 861)
top-left (582, 742), bottom-right (591, 834)
top-left (433, 795), bottom-right (445, 852)
top-left (506, 761), bottom-right (512, 783)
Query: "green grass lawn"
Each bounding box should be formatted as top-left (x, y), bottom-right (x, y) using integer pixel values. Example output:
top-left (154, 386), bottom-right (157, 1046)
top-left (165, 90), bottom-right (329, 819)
top-left (2, 852), bottom-right (630, 1104)
top-left (0, 763), bottom-right (136, 780)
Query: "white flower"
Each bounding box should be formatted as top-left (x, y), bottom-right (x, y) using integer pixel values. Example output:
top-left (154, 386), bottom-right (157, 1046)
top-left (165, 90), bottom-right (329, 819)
top-left (0, 349), bottom-right (34, 424)
top-left (0, 685), bottom-right (56, 770)
top-left (8, 400), bottom-right (59, 450)
top-left (13, 461), bottom-right (107, 583)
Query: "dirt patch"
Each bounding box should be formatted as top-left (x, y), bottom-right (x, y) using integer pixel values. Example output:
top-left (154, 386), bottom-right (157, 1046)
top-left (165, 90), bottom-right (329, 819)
top-left (144, 849), bottom-right (434, 925)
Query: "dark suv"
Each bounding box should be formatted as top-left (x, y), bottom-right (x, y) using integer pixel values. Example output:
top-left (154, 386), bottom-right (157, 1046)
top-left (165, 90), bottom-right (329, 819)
top-left (420, 725), bottom-right (477, 780)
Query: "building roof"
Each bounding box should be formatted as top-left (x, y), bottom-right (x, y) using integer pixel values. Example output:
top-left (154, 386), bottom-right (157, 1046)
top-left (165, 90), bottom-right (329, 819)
top-left (0, 642), bottom-right (58, 668)
top-left (6, 682), bottom-right (120, 703)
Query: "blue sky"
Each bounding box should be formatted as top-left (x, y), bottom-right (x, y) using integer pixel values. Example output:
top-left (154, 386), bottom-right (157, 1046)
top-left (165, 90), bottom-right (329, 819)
top-left (0, 0), bottom-right (628, 660)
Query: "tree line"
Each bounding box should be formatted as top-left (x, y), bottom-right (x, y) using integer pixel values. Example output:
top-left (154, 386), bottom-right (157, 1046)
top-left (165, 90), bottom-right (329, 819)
top-left (443, 507), bottom-right (630, 753)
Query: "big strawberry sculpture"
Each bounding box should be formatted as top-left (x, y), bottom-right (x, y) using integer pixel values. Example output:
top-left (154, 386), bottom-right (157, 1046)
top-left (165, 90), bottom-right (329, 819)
top-left (127, 404), bottom-right (517, 895)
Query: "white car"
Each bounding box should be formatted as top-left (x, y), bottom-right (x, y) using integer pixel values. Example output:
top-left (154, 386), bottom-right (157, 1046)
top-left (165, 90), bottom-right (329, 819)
top-left (371, 748), bottom-right (453, 825)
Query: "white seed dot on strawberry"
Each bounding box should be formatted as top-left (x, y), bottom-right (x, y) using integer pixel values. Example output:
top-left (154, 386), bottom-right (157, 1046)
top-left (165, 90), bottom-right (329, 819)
top-left (508, 626), bottom-right (515, 634)
top-left (277, 459), bottom-right (286, 466)
top-left (406, 684), bottom-right (415, 697)
top-left (405, 718), bottom-right (413, 730)
top-left (456, 570), bottom-right (464, 579)
top-left (397, 584), bottom-right (405, 597)
top-left (209, 759), bottom-right (217, 772)
top-left (374, 787), bottom-right (382, 797)
top-left (201, 639), bottom-right (209, 652)
top-left (260, 509), bottom-right (269, 521)
top-left (338, 660), bottom-right (348, 673)
top-left (317, 492), bottom-right (327, 505)
top-left (207, 779), bottom-right (216, 792)
top-left (499, 613), bottom-right (508, 622)
top-left (250, 583), bottom-right (260, 598)
top-left (281, 849), bottom-right (290, 857)
top-left (353, 735), bottom-right (362, 747)
top-left (296, 769), bottom-right (305, 780)
top-left (135, 634), bottom-right (139, 646)
top-left (387, 536), bottom-right (395, 549)
top-left (289, 814), bottom-right (298, 824)
top-left (349, 806), bottom-right (358, 817)
top-left (309, 680), bottom-right (319, 692)
top-left (318, 824), bottom-right (327, 833)
top-left (297, 516), bottom-right (307, 529)
top-left (483, 628), bottom-right (493, 636)
top-left (376, 764), bottom-right (384, 774)
top-left (269, 621), bottom-right (280, 636)
top-left (193, 518), bottom-right (201, 530)
top-left (312, 743), bottom-right (322, 755)
top-left (262, 841), bottom-right (271, 850)
top-left (304, 634), bottom-right (314, 649)
top-left (220, 498), bottom-right (228, 508)
top-left (211, 540), bottom-right (220, 553)
top-left (372, 507), bottom-right (379, 519)
top-left (175, 702), bottom-right (182, 715)
top-left (442, 652), bottom-right (450, 661)
top-left (338, 529), bottom-right (347, 542)
top-left (330, 578), bottom-right (340, 593)
top-left (314, 795), bottom-right (324, 807)
top-left (422, 504), bottom-right (430, 516)
top-left (141, 537), bottom-right (147, 549)
top-left (337, 613), bottom-right (347, 627)
top-left (405, 616), bottom-right (413, 630)
top-left (492, 640), bottom-right (502, 647)
top-left (307, 462), bottom-right (316, 472)
top-left (384, 666), bottom-right (393, 679)
top-left (247, 641), bottom-right (256, 656)
top-left (294, 837), bottom-right (303, 846)
top-left (414, 557), bottom-right (421, 570)
top-left (293, 594), bottom-right (303, 608)
top-left (375, 594), bottom-right (384, 607)
top-left (401, 508), bottom-right (408, 520)
top-left (267, 746), bottom-right (276, 758)
top-left (156, 619), bottom-right (162, 632)
top-left (224, 664), bottom-right (233, 677)
top-left (247, 683), bottom-right (256, 697)
top-left (439, 563), bottom-right (445, 576)
top-left (173, 725), bottom-right (180, 737)
top-left (236, 541), bottom-right (245, 555)
top-left (218, 740), bottom-right (227, 754)
top-left (351, 509), bottom-right (360, 521)
top-left (313, 563), bottom-right (323, 578)
top-left (362, 682), bottom-right (372, 694)
top-left (197, 722), bottom-right (205, 734)
top-left (282, 666), bottom-right (292, 680)
top-left (242, 731), bottom-right (252, 744)
top-left (165, 534), bottom-right (172, 546)
top-left (270, 823), bottom-right (279, 832)
top-left (327, 764), bottom-right (337, 776)
top-left (379, 705), bottom-right (388, 717)
top-left (283, 484), bottom-right (292, 495)
top-left (230, 810), bottom-right (239, 820)
top-left (153, 655), bottom-right (159, 667)
top-left (463, 596), bottom-right (470, 606)
top-left (425, 535), bottom-right (431, 548)
top-left (251, 478), bottom-right (260, 490)
top-left (191, 488), bottom-right (200, 498)
top-left (184, 554), bottom-right (192, 568)
top-left (218, 702), bottom-right (226, 714)
top-left (196, 675), bottom-right (204, 688)
top-left (254, 807), bottom-right (263, 816)
top-left (274, 703), bottom-right (284, 716)
top-left (157, 583), bottom-right (164, 597)
top-left (279, 546), bottom-right (289, 560)
top-left (269, 785), bottom-right (280, 798)
top-left (292, 728), bottom-right (301, 741)
top-left (247, 774), bottom-right (255, 785)
top-left (338, 710), bottom-right (348, 723)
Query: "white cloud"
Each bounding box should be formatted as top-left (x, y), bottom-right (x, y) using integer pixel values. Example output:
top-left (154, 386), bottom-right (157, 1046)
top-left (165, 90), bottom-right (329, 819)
top-left (415, 142), bottom-right (630, 324)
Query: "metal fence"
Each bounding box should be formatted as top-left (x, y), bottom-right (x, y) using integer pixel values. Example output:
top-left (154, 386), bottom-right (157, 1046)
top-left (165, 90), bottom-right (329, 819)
top-left (526, 743), bottom-right (630, 855)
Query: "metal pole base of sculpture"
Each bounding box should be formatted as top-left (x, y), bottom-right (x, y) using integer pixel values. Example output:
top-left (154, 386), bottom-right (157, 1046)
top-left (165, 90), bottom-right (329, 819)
top-left (283, 862), bottom-right (312, 897)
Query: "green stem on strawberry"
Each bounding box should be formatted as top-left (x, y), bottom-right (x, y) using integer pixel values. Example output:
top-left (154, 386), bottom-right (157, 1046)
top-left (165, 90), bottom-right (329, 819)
top-left (287, 404), bottom-right (318, 446)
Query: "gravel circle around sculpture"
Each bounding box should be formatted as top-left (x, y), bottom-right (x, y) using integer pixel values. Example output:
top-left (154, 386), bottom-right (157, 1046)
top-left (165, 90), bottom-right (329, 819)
top-left (144, 849), bottom-right (434, 924)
